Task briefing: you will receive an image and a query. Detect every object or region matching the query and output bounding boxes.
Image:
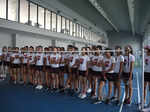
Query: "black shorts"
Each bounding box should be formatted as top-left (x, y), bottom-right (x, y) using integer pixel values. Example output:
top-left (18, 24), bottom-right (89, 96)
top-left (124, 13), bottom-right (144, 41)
top-left (92, 71), bottom-right (106, 81)
top-left (2, 61), bottom-right (7, 66)
top-left (23, 64), bottom-right (27, 67)
top-left (12, 64), bottom-right (20, 68)
top-left (30, 64), bottom-right (35, 69)
top-left (60, 66), bottom-right (65, 72)
top-left (88, 68), bottom-right (93, 75)
top-left (144, 72), bottom-right (150, 82)
top-left (122, 72), bottom-right (133, 81)
top-left (6, 62), bottom-right (10, 66)
top-left (36, 66), bottom-right (43, 71)
top-left (79, 70), bottom-right (87, 77)
top-left (0, 62), bottom-right (2, 66)
top-left (51, 68), bottom-right (59, 74)
top-left (71, 68), bottom-right (78, 74)
top-left (106, 73), bottom-right (119, 82)
top-left (45, 66), bottom-right (51, 70)
top-left (64, 65), bottom-right (69, 73)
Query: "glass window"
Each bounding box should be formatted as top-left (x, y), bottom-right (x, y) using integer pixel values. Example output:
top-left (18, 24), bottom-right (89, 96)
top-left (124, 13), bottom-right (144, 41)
top-left (30, 3), bottom-right (37, 26)
top-left (8, 0), bottom-right (18, 21)
top-left (72, 22), bottom-right (76, 37)
top-left (81, 26), bottom-right (83, 38)
top-left (61, 17), bottom-right (65, 33)
top-left (0, 0), bottom-right (6, 19)
top-left (76, 24), bottom-right (79, 37)
top-left (70, 21), bottom-right (73, 36)
top-left (20, 0), bottom-right (28, 23)
top-left (57, 15), bottom-right (61, 33)
top-left (66, 19), bottom-right (69, 35)
top-left (38, 6), bottom-right (44, 28)
top-left (52, 12), bottom-right (56, 32)
top-left (45, 10), bottom-right (50, 30)
top-left (78, 24), bottom-right (81, 37)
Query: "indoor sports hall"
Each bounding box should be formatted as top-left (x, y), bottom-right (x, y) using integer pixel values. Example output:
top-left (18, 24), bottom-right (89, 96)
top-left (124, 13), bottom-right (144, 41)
top-left (0, 0), bottom-right (150, 112)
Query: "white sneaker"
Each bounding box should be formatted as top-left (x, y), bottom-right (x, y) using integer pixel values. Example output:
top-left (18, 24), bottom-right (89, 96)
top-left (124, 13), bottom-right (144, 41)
top-left (91, 95), bottom-right (97, 99)
top-left (35, 85), bottom-right (40, 89)
top-left (78, 93), bottom-right (82, 98)
top-left (38, 85), bottom-right (43, 90)
top-left (80, 94), bottom-right (87, 99)
top-left (87, 88), bottom-right (92, 93)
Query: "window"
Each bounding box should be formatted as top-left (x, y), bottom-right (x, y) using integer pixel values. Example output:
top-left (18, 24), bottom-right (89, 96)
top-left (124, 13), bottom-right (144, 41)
top-left (61, 17), bottom-right (65, 33)
top-left (57, 15), bottom-right (61, 33)
top-left (52, 12), bottom-right (56, 32)
top-left (72, 22), bottom-right (76, 37)
top-left (8, 0), bottom-right (18, 21)
top-left (20, 0), bottom-right (28, 23)
top-left (70, 21), bottom-right (73, 36)
top-left (66, 19), bottom-right (69, 35)
top-left (78, 24), bottom-right (81, 37)
top-left (38, 6), bottom-right (44, 28)
top-left (30, 3), bottom-right (37, 26)
top-left (45, 10), bottom-right (50, 30)
top-left (0, 0), bottom-right (6, 19)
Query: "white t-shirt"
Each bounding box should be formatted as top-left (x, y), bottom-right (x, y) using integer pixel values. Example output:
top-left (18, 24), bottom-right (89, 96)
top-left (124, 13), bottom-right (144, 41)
top-left (6, 52), bottom-right (12, 62)
top-left (35, 53), bottom-right (44, 66)
top-left (88, 54), bottom-right (94, 69)
top-left (79, 55), bottom-right (90, 71)
top-left (0, 52), bottom-right (2, 62)
top-left (2, 52), bottom-right (7, 61)
top-left (103, 56), bottom-right (115, 73)
top-left (11, 53), bottom-right (21, 64)
top-left (22, 53), bottom-right (30, 64)
top-left (69, 54), bottom-right (79, 68)
top-left (144, 55), bottom-right (150, 73)
top-left (60, 54), bottom-right (66, 67)
top-left (50, 53), bottom-right (61, 68)
top-left (44, 53), bottom-right (51, 66)
top-left (92, 55), bottom-right (103, 72)
top-left (123, 54), bottom-right (135, 73)
top-left (114, 55), bottom-right (124, 73)
top-left (28, 53), bottom-right (35, 65)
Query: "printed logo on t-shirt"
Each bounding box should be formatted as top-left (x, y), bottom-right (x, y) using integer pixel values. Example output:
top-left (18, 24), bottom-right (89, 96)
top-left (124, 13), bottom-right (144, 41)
top-left (105, 61), bottom-right (109, 67)
top-left (145, 58), bottom-right (149, 65)
top-left (37, 56), bottom-right (41, 60)
top-left (15, 55), bottom-right (19, 58)
top-left (124, 59), bottom-right (127, 65)
top-left (93, 59), bottom-right (98, 65)
top-left (80, 58), bottom-right (84, 64)
top-left (29, 56), bottom-right (32, 60)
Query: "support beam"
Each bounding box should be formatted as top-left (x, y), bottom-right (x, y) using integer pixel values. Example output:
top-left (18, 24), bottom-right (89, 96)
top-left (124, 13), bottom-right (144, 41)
top-left (127, 0), bottom-right (135, 35)
top-left (89, 0), bottom-right (119, 32)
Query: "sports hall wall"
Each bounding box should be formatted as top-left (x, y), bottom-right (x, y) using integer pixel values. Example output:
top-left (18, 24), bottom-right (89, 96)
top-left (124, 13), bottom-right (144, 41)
top-left (108, 31), bottom-right (142, 52)
top-left (0, 30), bottom-right (86, 50)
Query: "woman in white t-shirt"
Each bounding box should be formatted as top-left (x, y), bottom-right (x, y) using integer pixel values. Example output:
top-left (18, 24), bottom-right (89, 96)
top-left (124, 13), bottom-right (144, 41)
top-left (103, 48), bottom-right (115, 104)
top-left (43, 47), bottom-right (51, 89)
top-left (10, 47), bottom-right (21, 84)
top-left (122, 45), bottom-right (135, 105)
top-left (34, 46), bottom-right (45, 90)
top-left (78, 47), bottom-right (90, 99)
top-left (21, 46), bottom-right (29, 84)
top-left (111, 46), bottom-right (124, 105)
top-left (91, 47), bottom-right (103, 100)
top-left (0, 51), bottom-right (2, 79)
top-left (59, 47), bottom-right (66, 91)
top-left (144, 46), bottom-right (150, 106)
top-left (50, 47), bottom-right (61, 91)
top-left (27, 46), bottom-right (35, 85)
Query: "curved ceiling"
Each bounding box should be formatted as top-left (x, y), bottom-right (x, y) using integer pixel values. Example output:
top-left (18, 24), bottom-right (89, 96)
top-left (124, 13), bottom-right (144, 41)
top-left (56, 0), bottom-right (150, 35)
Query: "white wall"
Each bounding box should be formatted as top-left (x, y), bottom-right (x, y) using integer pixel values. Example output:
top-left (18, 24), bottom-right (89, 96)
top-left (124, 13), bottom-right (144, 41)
top-left (108, 31), bottom-right (142, 52)
top-left (16, 33), bottom-right (52, 48)
top-left (0, 31), bottom-right (13, 48)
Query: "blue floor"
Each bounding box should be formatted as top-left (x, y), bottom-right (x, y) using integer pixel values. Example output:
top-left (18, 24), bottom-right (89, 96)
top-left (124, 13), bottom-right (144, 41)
top-left (0, 67), bottom-right (142, 112)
